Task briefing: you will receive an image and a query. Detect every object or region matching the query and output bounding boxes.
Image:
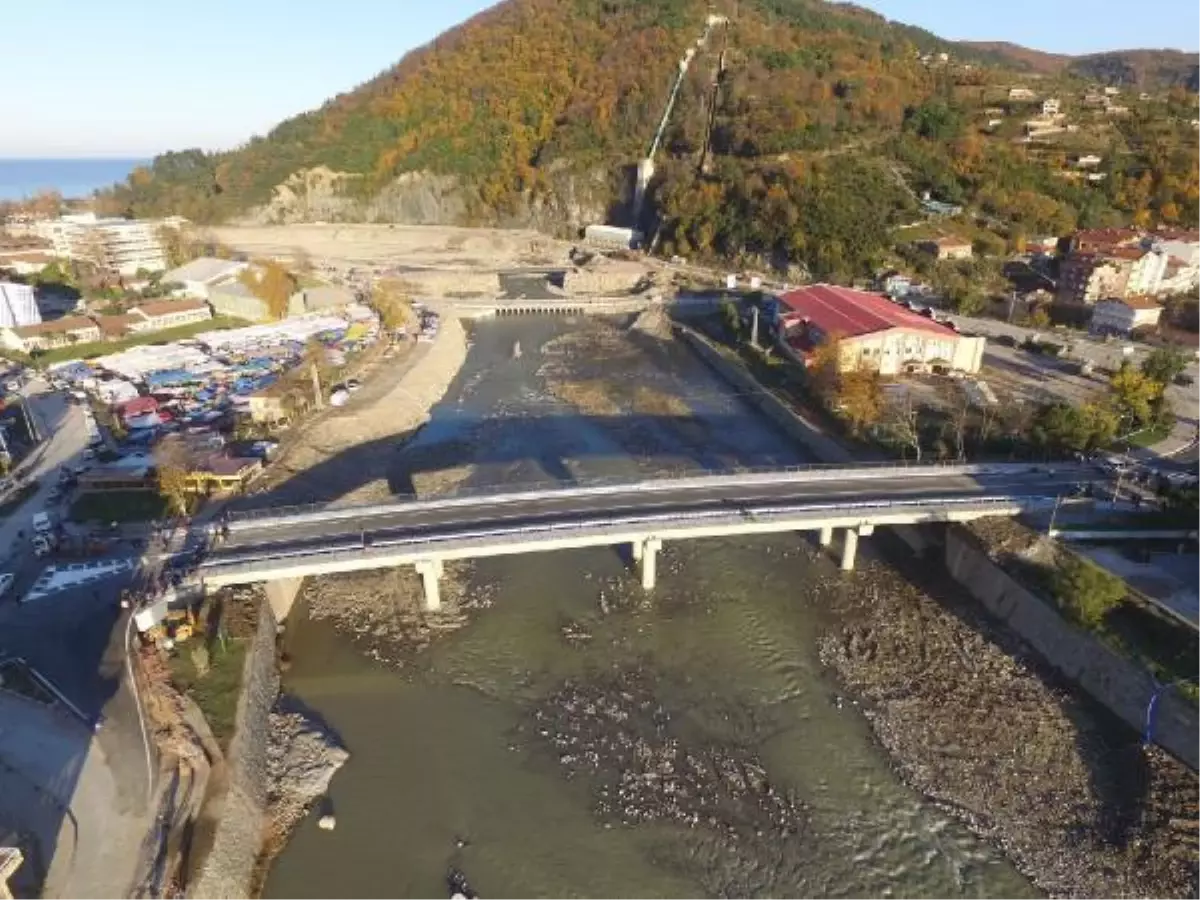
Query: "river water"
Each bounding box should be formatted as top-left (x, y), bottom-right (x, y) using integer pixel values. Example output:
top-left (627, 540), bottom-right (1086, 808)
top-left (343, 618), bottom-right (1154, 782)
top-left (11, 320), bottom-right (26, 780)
top-left (265, 316), bottom-right (1035, 899)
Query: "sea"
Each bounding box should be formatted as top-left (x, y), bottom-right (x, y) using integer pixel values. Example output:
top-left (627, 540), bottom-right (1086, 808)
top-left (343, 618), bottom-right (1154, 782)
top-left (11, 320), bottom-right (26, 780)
top-left (0, 158), bottom-right (146, 202)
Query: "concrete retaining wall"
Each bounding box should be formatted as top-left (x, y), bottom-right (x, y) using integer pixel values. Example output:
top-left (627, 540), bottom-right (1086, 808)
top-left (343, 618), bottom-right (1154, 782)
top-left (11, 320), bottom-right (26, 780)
top-left (677, 327), bottom-right (938, 552)
top-left (677, 326), bottom-right (853, 464)
top-left (190, 599), bottom-right (279, 898)
top-left (944, 528), bottom-right (1198, 769)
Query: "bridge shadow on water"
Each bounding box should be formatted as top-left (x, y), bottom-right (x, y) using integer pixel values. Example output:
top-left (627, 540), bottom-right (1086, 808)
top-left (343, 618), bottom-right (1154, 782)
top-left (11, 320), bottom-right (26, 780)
top-left (230, 412), bottom-right (808, 512)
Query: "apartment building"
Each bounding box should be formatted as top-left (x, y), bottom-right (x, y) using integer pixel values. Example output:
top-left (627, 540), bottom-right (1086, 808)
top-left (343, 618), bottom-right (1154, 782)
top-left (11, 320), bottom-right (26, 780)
top-left (1057, 254), bottom-right (1127, 304)
top-left (35, 213), bottom-right (179, 276)
top-left (1057, 248), bottom-right (1167, 304)
top-left (0, 282), bottom-right (41, 329)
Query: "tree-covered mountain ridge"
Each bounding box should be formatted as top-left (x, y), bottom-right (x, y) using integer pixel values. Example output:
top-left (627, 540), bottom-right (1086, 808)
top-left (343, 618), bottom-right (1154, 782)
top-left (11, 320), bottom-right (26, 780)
top-left (99, 0), bottom-right (1199, 281)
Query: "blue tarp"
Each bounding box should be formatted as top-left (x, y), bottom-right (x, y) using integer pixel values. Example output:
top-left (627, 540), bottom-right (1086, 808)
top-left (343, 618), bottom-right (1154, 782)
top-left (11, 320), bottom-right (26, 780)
top-left (146, 369), bottom-right (199, 387)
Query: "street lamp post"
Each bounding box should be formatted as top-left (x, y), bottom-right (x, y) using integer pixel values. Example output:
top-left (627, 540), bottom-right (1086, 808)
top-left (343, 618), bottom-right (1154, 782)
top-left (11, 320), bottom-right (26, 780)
top-left (1137, 681), bottom-right (1195, 748)
top-left (1046, 493), bottom-right (1064, 536)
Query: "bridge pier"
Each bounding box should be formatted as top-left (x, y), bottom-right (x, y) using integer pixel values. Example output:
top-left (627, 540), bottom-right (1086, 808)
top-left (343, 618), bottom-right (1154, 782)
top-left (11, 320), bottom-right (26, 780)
top-left (415, 558), bottom-right (445, 611)
top-left (839, 524), bottom-right (874, 572)
top-left (638, 537), bottom-right (662, 590)
top-left (818, 525), bottom-right (833, 548)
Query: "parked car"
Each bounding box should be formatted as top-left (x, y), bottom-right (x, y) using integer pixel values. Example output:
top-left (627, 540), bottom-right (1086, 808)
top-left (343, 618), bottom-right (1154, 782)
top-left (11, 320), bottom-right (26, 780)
top-left (0, 573), bottom-right (13, 597)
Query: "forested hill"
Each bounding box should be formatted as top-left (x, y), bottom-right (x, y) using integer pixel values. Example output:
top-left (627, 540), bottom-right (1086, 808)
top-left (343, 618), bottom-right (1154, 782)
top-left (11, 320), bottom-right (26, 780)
top-left (98, 0), bottom-right (1199, 282)
top-left (959, 42), bottom-right (1200, 91)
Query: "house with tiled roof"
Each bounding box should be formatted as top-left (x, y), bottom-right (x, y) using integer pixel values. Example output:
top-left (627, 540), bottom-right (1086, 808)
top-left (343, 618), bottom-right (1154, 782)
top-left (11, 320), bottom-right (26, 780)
top-left (128, 298), bottom-right (212, 331)
top-left (774, 284), bottom-right (985, 376)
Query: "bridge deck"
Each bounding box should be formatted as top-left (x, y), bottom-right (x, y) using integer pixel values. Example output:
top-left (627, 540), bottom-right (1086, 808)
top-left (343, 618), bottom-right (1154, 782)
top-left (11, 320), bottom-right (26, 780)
top-left (201, 463), bottom-right (1093, 586)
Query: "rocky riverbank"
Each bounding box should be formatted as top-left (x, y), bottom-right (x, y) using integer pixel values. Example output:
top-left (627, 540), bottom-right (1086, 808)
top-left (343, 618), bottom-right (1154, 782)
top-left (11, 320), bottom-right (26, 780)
top-left (815, 548), bottom-right (1198, 899)
top-left (300, 562), bottom-right (496, 667)
top-left (253, 696), bottom-right (350, 888)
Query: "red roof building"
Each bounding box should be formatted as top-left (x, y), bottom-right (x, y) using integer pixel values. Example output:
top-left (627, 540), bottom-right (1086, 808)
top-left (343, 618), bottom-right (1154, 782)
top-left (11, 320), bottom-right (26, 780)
top-left (119, 396), bottom-right (159, 420)
top-left (775, 284), bottom-right (984, 376)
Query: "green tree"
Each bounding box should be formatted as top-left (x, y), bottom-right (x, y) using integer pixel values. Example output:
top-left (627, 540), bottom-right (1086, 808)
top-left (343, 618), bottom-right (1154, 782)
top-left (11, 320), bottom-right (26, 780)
top-left (1052, 553), bottom-right (1126, 629)
top-left (1140, 346), bottom-right (1188, 386)
top-left (1031, 401), bottom-right (1118, 454)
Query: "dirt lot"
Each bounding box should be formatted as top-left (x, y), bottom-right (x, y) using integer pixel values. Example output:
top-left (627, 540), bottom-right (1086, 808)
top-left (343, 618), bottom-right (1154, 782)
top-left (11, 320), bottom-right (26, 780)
top-left (210, 224), bottom-right (575, 273)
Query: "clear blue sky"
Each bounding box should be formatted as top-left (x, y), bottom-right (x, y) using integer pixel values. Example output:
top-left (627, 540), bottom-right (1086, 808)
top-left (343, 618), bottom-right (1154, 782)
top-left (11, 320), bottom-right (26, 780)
top-left (1, 0), bottom-right (499, 158)
top-left (4, 0), bottom-right (1196, 159)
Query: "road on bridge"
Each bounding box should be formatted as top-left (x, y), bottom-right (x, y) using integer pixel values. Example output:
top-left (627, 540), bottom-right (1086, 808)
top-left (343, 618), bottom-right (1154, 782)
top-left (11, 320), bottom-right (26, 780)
top-left (205, 464), bottom-right (1097, 575)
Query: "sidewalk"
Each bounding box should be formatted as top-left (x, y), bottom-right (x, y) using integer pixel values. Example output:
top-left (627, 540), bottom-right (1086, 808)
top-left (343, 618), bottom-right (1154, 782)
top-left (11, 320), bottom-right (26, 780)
top-left (1133, 430), bottom-right (1199, 464)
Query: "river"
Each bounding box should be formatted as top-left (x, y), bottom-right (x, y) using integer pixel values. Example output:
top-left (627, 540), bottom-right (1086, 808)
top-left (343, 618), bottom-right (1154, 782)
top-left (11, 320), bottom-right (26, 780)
top-left (265, 315), bottom-right (1035, 898)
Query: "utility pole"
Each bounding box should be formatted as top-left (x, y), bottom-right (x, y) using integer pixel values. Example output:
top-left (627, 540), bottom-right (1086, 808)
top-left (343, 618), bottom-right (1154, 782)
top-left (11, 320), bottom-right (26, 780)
top-left (750, 306), bottom-right (759, 348)
top-left (310, 363), bottom-right (324, 410)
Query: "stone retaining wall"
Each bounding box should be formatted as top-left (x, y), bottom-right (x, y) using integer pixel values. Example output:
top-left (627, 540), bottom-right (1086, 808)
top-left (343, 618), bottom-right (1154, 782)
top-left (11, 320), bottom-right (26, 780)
top-left (943, 528), bottom-right (1199, 769)
top-left (190, 598), bottom-right (279, 898)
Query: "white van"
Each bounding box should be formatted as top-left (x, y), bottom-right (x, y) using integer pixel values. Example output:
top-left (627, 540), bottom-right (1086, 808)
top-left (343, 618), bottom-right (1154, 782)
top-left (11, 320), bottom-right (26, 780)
top-left (32, 511), bottom-right (53, 534)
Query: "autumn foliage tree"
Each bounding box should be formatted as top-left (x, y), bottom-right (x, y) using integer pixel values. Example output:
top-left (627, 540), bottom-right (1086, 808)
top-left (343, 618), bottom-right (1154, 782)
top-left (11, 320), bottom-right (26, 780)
top-left (154, 437), bottom-right (192, 516)
top-left (808, 334), bottom-right (884, 436)
top-left (240, 261), bottom-right (297, 320)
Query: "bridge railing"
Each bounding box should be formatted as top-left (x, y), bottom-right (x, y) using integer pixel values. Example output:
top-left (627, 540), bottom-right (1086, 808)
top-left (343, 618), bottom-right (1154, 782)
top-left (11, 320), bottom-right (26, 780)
top-left (225, 458), bottom-right (1021, 526)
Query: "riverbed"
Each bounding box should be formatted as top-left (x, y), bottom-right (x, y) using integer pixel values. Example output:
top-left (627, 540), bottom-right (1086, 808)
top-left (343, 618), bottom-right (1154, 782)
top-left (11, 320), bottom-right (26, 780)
top-left (262, 316), bottom-right (1151, 898)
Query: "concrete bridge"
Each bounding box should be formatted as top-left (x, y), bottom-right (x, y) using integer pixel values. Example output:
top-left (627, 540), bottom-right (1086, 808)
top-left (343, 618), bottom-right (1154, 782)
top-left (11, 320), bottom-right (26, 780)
top-left (198, 462), bottom-right (1096, 618)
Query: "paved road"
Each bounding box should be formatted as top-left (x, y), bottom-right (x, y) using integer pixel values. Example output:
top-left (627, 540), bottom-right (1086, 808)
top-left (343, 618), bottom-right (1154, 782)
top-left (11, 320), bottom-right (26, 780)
top-left (950, 312), bottom-right (1200, 460)
top-left (209, 465), bottom-right (1098, 569)
top-left (0, 381), bottom-right (91, 572)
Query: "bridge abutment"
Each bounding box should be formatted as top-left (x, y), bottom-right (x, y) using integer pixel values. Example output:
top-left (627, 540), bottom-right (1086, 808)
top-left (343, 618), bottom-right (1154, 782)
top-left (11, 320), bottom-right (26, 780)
top-left (415, 558), bottom-right (445, 611)
top-left (264, 576), bottom-right (305, 622)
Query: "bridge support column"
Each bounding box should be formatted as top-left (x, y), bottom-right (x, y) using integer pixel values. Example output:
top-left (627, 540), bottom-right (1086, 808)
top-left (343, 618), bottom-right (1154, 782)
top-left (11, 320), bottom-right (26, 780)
top-left (631, 539), bottom-right (644, 562)
top-left (840, 528), bottom-right (860, 572)
top-left (414, 558), bottom-right (445, 611)
top-left (639, 537), bottom-right (662, 591)
top-left (818, 525), bottom-right (833, 548)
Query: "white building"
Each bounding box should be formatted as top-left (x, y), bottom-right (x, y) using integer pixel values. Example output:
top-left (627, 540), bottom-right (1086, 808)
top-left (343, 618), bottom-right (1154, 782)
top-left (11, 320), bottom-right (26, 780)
top-left (128, 299), bottom-right (213, 332)
top-left (1090, 297), bottom-right (1162, 337)
top-left (0, 282), bottom-right (40, 329)
top-left (160, 257), bottom-right (251, 299)
top-left (1042, 98), bottom-right (1061, 115)
top-left (35, 213), bottom-right (175, 276)
top-left (1008, 87), bottom-right (1036, 101)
